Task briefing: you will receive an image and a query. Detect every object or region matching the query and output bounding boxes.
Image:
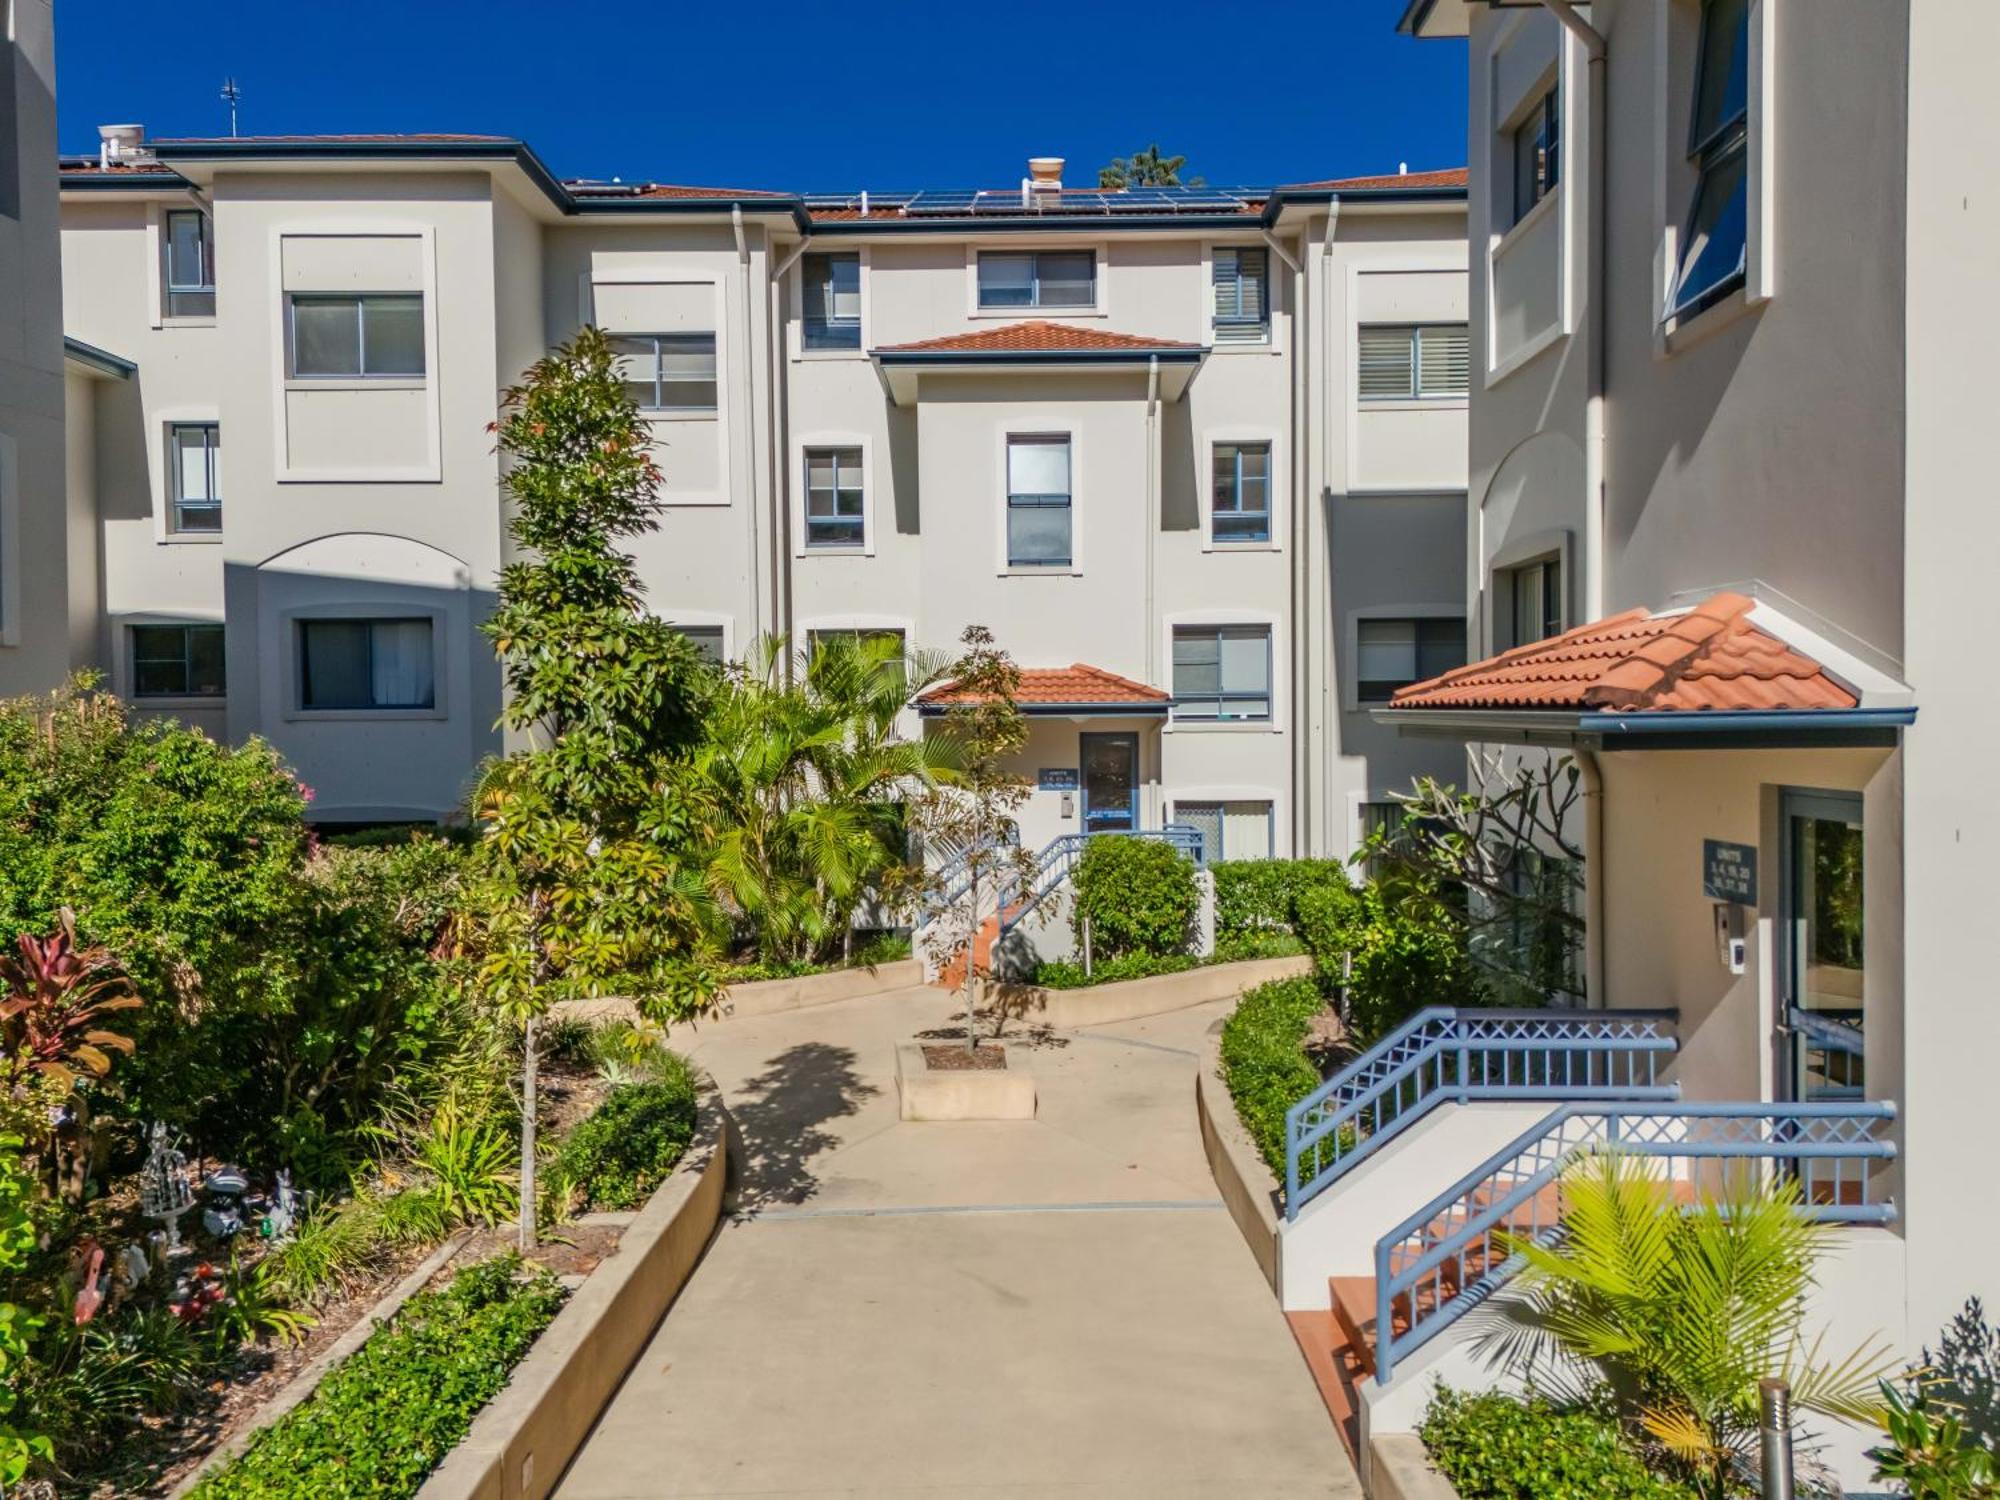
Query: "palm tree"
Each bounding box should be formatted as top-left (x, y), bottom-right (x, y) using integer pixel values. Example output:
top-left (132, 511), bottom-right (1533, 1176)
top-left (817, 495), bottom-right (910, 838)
top-left (1483, 1151), bottom-right (1893, 1497)
top-left (689, 632), bottom-right (960, 963)
top-left (1099, 143), bottom-right (1203, 189)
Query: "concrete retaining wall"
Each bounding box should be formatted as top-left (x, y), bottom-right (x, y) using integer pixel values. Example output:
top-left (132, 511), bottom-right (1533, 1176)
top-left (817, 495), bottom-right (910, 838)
top-left (1368, 1434), bottom-right (1458, 1500)
top-left (1196, 1022), bottom-right (1283, 1293)
top-left (558, 957), bottom-right (926, 1031)
top-left (420, 1073), bottom-right (734, 1500)
top-left (988, 953), bottom-right (1313, 1031)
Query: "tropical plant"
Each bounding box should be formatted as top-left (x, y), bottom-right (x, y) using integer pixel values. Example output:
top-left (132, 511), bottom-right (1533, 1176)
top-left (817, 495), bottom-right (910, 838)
top-left (464, 326), bottom-right (723, 1250)
top-left (1070, 835), bottom-right (1198, 960)
top-left (208, 1254), bottom-right (316, 1353)
top-left (906, 626), bottom-right (1034, 1052)
top-left (412, 1090), bottom-right (519, 1226)
top-left (1484, 1152), bottom-right (1895, 1497)
top-left (1871, 1380), bottom-right (1999, 1498)
top-left (1099, 143), bottom-right (1202, 188)
top-left (23, 1299), bottom-right (208, 1470)
top-left (0, 1138), bottom-right (51, 1486)
top-left (686, 631), bottom-right (958, 964)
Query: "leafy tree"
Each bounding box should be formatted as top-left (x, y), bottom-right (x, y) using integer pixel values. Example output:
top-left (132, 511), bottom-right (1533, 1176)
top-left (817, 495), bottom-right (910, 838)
top-left (909, 627), bottom-right (1032, 1051)
top-left (463, 326), bottom-right (721, 1249)
top-left (687, 632), bottom-right (958, 964)
top-left (0, 1137), bottom-right (52, 1486)
top-left (1485, 1152), bottom-right (1894, 1498)
top-left (1099, 143), bottom-right (1203, 189)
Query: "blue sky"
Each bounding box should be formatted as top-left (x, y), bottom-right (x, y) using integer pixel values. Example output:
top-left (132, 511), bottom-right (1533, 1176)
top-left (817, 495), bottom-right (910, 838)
top-left (54, 1), bottom-right (1467, 192)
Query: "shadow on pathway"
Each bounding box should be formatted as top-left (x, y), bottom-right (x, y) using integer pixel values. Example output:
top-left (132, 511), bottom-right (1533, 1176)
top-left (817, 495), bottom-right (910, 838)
top-left (727, 1041), bottom-right (878, 1215)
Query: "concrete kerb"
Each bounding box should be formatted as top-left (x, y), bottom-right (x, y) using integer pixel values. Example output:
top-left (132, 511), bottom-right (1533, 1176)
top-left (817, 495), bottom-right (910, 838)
top-left (894, 1041), bottom-right (1037, 1120)
top-left (1196, 1019), bottom-right (1285, 1294)
top-left (419, 1069), bottom-right (734, 1500)
top-left (555, 957), bottom-right (927, 1030)
top-left (168, 1229), bottom-right (478, 1497)
top-left (1368, 1433), bottom-right (1459, 1500)
top-left (983, 952), bottom-right (1314, 1030)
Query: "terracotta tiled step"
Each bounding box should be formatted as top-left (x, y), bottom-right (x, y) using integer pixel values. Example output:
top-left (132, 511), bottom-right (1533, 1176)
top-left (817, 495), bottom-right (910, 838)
top-left (1285, 1308), bottom-right (1365, 1465)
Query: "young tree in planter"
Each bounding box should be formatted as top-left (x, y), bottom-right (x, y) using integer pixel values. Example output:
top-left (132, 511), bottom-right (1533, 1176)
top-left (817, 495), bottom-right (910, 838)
top-left (910, 627), bottom-right (1033, 1052)
top-left (466, 326), bottom-right (722, 1250)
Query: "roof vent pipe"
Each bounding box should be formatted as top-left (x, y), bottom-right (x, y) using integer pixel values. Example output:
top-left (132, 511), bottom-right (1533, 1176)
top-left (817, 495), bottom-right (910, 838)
top-left (1028, 156), bottom-right (1063, 191)
top-left (98, 123), bottom-right (146, 168)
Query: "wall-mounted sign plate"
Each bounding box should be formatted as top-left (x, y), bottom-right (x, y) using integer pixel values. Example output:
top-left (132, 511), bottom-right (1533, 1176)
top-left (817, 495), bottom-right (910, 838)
top-left (1038, 768), bottom-right (1079, 792)
top-left (1702, 839), bottom-right (1758, 904)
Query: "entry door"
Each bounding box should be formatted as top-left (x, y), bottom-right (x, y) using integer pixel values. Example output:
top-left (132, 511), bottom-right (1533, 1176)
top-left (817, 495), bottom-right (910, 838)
top-left (1079, 733), bottom-right (1138, 835)
top-left (1781, 790), bottom-right (1866, 1105)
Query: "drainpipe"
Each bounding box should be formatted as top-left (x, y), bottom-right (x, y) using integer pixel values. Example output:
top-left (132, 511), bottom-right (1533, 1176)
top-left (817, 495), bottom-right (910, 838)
top-left (1313, 203), bottom-right (1340, 856)
top-left (767, 241), bottom-right (808, 671)
top-left (1576, 746), bottom-right (1607, 1008)
top-left (1540, 0), bottom-right (1609, 622)
top-left (731, 207), bottom-right (763, 639)
top-left (1145, 355), bottom-right (1161, 686)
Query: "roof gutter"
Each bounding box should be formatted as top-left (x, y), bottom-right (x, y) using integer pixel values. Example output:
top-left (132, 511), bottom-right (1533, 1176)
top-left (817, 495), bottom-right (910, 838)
top-left (62, 336), bottom-right (137, 378)
top-left (873, 347), bottom-right (1204, 368)
top-left (917, 701), bottom-right (1169, 718)
top-left (1372, 705), bottom-right (1918, 747)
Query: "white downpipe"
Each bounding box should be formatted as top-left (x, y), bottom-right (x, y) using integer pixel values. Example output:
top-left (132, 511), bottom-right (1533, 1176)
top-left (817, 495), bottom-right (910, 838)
top-left (1540, 0), bottom-right (1609, 623)
top-left (1144, 355), bottom-right (1161, 685)
top-left (1308, 204), bottom-right (1339, 857)
top-left (1577, 747), bottom-right (1607, 1008)
top-left (731, 207), bottom-right (763, 637)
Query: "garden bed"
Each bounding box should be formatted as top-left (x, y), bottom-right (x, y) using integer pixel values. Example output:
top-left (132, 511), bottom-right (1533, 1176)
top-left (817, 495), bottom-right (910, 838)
top-left (990, 952), bottom-right (1314, 1031)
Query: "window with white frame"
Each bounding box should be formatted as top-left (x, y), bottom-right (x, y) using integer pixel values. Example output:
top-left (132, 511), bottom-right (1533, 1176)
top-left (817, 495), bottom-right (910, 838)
top-left (298, 618), bottom-right (435, 711)
top-left (1503, 557), bottom-right (1564, 648)
top-left (131, 623), bottom-right (225, 698)
top-left (1174, 800), bottom-right (1273, 863)
top-left (1356, 616), bottom-right (1465, 701)
top-left (977, 250), bottom-right (1095, 310)
top-left (1511, 87), bottom-right (1561, 227)
top-left (611, 333), bottom-right (717, 412)
top-left (1211, 442), bottom-right (1271, 543)
top-left (288, 294), bottom-right (424, 378)
top-left (670, 624), bottom-right (726, 664)
top-left (1172, 625), bottom-right (1272, 722)
top-left (804, 447), bottom-right (865, 549)
top-left (164, 209), bottom-right (215, 317)
top-left (167, 422), bottom-right (221, 534)
top-left (801, 252), bottom-right (861, 350)
top-left (1668, 0), bottom-right (1750, 319)
top-left (1212, 247), bottom-right (1269, 343)
top-left (1006, 435), bottom-right (1072, 568)
top-left (1358, 324), bottom-right (1469, 401)
top-left (805, 627), bottom-right (908, 689)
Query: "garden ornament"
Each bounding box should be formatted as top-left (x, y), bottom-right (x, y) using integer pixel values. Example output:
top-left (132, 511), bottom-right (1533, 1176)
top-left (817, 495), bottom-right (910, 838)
top-left (138, 1121), bottom-right (194, 1254)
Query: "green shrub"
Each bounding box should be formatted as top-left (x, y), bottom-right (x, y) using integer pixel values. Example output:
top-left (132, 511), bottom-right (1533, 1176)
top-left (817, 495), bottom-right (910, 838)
top-left (1419, 1387), bottom-right (1694, 1500)
top-left (1296, 877), bottom-right (1476, 1042)
top-left (1211, 858), bottom-right (1350, 941)
top-left (1218, 975), bottom-right (1327, 1179)
top-left (189, 1254), bottom-right (565, 1500)
top-left (1211, 930), bottom-right (1306, 963)
top-left (545, 1053), bottom-right (698, 1214)
top-left (1071, 837), bottom-right (1198, 959)
top-left (1034, 951), bottom-right (1198, 990)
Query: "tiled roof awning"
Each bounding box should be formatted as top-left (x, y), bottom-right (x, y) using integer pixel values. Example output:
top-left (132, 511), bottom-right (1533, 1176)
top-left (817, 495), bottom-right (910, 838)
top-left (1378, 592), bottom-right (1915, 749)
top-left (873, 321), bottom-right (1205, 405)
top-left (917, 664), bottom-right (1170, 717)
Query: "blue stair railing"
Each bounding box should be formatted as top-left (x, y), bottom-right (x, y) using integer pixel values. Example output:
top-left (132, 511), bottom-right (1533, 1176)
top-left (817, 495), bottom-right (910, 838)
top-left (1369, 1099), bottom-right (1899, 1383)
top-left (1283, 1008), bottom-right (1680, 1220)
top-left (995, 824), bottom-right (1204, 936)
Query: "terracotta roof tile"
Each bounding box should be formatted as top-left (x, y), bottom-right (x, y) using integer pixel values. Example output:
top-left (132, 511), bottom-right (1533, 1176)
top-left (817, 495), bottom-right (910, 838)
top-left (564, 180), bottom-right (792, 200)
top-left (1279, 167), bottom-right (1469, 192)
top-left (876, 321), bottom-right (1201, 355)
top-left (919, 664), bottom-right (1169, 709)
top-left (1390, 592), bottom-right (1859, 713)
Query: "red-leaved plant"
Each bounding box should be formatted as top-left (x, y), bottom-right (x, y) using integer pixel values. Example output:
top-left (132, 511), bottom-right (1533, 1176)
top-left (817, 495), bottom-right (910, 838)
top-left (0, 909), bottom-right (142, 1086)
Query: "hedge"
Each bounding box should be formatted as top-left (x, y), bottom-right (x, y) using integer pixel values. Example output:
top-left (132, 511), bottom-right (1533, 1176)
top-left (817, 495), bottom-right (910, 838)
top-left (545, 1052), bottom-right (699, 1214)
top-left (1211, 858), bottom-right (1351, 941)
top-left (188, 1254), bottom-right (566, 1499)
top-left (1419, 1387), bottom-right (1694, 1500)
top-left (1218, 975), bottom-right (1327, 1179)
top-left (1071, 836), bottom-right (1198, 959)
top-left (1295, 878), bottom-right (1476, 1043)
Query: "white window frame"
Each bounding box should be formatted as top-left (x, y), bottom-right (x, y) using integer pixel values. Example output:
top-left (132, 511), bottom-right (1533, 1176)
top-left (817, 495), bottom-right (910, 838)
top-left (584, 271), bottom-right (730, 507)
top-left (1203, 242), bottom-right (1279, 352)
top-left (1655, 0), bottom-right (1776, 354)
top-left (280, 604), bottom-right (449, 722)
top-left (608, 331), bottom-right (719, 414)
top-left (1357, 323), bottom-right (1471, 404)
top-left (1166, 791), bottom-right (1284, 863)
top-left (793, 432), bottom-right (874, 556)
top-left (1344, 603), bottom-right (1468, 712)
top-left (146, 202), bottom-right (218, 329)
top-left (162, 206), bottom-right (216, 322)
top-left (1201, 429), bottom-right (1283, 551)
top-left (1482, 6), bottom-right (1576, 386)
top-left (964, 242), bottom-right (1108, 320)
top-left (267, 225), bottom-right (441, 484)
top-left (164, 420), bottom-right (223, 539)
top-left (149, 404), bottom-right (223, 544)
top-left (1161, 610), bottom-right (1285, 734)
top-left (1484, 527), bottom-right (1573, 656)
top-left (790, 246), bottom-right (869, 360)
top-left (995, 422), bottom-right (1082, 576)
top-left (285, 292), bottom-right (429, 381)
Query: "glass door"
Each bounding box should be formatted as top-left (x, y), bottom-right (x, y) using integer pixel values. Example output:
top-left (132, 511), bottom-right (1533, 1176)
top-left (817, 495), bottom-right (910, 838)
top-left (1781, 790), bottom-right (1866, 1205)
top-left (1079, 733), bottom-right (1138, 835)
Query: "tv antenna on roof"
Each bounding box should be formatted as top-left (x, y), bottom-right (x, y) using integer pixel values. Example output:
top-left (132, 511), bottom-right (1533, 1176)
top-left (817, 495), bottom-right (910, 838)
top-left (220, 77), bottom-right (242, 138)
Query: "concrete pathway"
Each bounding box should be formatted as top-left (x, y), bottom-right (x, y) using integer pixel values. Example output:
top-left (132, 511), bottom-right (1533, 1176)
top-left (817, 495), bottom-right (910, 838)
top-left (555, 985), bottom-right (1359, 1498)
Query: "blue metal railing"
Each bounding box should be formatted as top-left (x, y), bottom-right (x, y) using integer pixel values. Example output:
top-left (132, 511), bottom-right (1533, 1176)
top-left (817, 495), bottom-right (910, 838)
top-left (996, 824), bottom-right (1204, 936)
top-left (1283, 1008), bottom-right (1680, 1220)
top-left (1370, 1099), bottom-right (1899, 1383)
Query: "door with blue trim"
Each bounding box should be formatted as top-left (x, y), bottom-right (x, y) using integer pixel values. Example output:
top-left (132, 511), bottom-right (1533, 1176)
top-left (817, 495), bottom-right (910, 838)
top-left (1780, 790), bottom-right (1866, 1205)
top-left (1079, 733), bottom-right (1138, 835)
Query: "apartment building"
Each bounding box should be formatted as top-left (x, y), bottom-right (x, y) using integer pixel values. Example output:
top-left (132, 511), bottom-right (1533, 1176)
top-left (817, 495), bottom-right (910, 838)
top-left (1277, 0), bottom-right (1999, 1483)
top-left (57, 131), bottom-right (1472, 858)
